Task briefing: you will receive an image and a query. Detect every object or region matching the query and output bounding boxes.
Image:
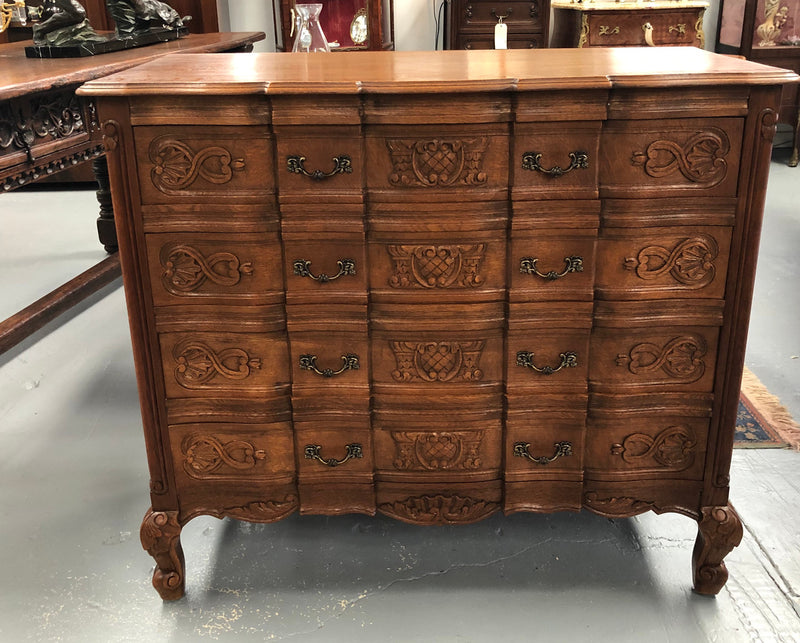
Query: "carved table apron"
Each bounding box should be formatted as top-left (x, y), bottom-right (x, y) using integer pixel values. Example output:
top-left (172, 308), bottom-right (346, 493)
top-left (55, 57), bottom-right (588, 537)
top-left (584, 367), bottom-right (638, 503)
top-left (78, 47), bottom-right (798, 600)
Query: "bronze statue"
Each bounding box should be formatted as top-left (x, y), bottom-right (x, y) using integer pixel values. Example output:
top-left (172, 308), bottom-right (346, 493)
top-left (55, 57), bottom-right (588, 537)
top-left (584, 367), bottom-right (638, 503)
top-left (106, 0), bottom-right (188, 37)
top-left (32, 0), bottom-right (104, 46)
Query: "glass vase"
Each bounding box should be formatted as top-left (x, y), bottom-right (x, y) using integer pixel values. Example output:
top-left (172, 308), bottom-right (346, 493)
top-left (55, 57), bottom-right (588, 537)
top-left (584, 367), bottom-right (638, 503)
top-left (292, 4), bottom-right (331, 53)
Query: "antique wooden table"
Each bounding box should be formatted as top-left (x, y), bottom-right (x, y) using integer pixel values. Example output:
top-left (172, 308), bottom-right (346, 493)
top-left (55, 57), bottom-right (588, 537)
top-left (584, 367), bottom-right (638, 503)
top-left (0, 32), bottom-right (264, 354)
top-left (79, 47), bottom-right (796, 600)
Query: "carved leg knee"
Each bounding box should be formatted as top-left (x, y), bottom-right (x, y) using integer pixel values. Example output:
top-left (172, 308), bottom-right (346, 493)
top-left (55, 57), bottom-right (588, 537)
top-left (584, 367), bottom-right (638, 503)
top-left (140, 508), bottom-right (185, 600)
top-left (692, 504), bottom-right (743, 595)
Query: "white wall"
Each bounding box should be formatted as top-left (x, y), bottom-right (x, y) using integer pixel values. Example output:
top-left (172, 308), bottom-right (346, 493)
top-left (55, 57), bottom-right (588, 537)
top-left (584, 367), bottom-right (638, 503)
top-left (216, 0), bottom-right (720, 52)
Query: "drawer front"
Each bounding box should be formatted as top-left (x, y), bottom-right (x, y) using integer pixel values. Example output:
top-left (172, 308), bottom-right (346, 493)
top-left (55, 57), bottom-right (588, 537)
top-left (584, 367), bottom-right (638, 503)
top-left (505, 416), bottom-right (585, 478)
top-left (596, 226), bottom-right (731, 300)
top-left (456, 1), bottom-right (543, 30)
top-left (295, 424), bottom-right (374, 480)
top-left (289, 332), bottom-right (370, 391)
top-left (513, 122), bottom-right (602, 200)
top-left (507, 328), bottom-right (591, 394)
top-left (590, 326), bottom-right (719, 391)
top-left (585, 10), bottom-right (702, 47)
top-left (284, 236), bottom-right (367, 302)
top-left (276, 128), bottom-right (363, 197)
top-left (135, 126), bottom-right (273, 204)
top-left (600, 118), bottom-right (743, 197)
top-left (457, 35), bottom-right (542, 49)
top-left (170, 423), bottom-right (295, 482)
top-left (365, 124), bottom-right (509, 201)
top-left (146, 233), bottom-right (284, 305)
top-left (159, 331), bottom-right (290, 398)
top-left (585, 414), bottom-right (709, 480)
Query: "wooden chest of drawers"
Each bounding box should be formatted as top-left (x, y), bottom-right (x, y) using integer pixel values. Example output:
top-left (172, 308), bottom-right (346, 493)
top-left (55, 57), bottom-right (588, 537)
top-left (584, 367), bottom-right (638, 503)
top-left (446, 0), bottom-right (549, 49)
top-left (79, 48), bottom-right (796, 600)
top-left (550, 0), bottom-right (708, 48)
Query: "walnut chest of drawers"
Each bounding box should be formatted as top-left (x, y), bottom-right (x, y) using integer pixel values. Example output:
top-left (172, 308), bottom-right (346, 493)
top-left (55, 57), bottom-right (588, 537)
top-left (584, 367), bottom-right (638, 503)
top-left (79, 48), bottom-right (797, 600)
top-left (446, 0), bottom-right (549, 49)
top-left (550, 0), bottom-right (708, 49)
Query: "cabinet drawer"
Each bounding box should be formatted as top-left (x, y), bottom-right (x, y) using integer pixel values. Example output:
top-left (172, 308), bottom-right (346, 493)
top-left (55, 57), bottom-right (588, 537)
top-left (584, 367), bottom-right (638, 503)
top-left (146, 233), bottom-right (284, 306)
top-left (512, 122), bottom-right (601, 200)
top-left (584, 9), bottom-right (702, 47)
top-left (135, 126), bottom-right (273, 204)
top-left (596, 226), bottom-right (732, 300)
top-left (159, 331), bottom-right (290, 398)
top-left (457, 35), bottom-right (542, 49)
top-left (284, 236), bottom-right (367, 304)
top-left (600, 118), bottom-right (743, 197)
top-left (507, 328), bottom-right (591, 394)
top-left (289, 332), bottom-right (369, 391)
top-left (365, 124), bottom-right (509, 201)
top-left (294, 424), bottom-right (374, 481)
top-left (505, 416), bottom-right (584, 478)
top-left (276, 127), bottom-right (363, 199)
top-left (455, 1), bottom-right (543, 30)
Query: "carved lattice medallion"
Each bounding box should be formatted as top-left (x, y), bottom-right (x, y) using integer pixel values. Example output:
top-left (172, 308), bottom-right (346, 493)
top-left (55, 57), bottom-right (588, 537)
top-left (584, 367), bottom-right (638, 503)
top-left (391, 341), bottom-right (485, 382)
top-left (386, 138), bottom-right (488, 187)
top-left (391, 431), bottom-right (484, 470)
top-left (387, 244), bottom-right (486, 289)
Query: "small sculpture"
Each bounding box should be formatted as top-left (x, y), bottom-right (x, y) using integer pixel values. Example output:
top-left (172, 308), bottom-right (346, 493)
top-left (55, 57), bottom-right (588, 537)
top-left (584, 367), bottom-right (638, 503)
top-left (756, 0), bottom-right (789, 47)
top-left (106, 0), bottom-right (188, 37)
top-left (31, 0), bottom-right (105, 46)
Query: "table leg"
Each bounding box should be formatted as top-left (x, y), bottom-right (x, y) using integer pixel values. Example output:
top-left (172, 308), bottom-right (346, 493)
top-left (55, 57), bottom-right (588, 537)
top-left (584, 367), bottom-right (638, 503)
top-left (790, 108), bottom-right (799, 168)
top-left (93, 155), bottom-right (118, 252)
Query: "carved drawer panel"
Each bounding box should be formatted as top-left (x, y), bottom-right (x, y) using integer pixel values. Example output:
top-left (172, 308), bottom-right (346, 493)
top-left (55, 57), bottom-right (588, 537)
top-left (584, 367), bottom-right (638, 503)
top-left (146, 233), bottom-right (284, 306)
top-left (590, 326), bottom-right (720, 392)
top-left (585, 414), bottom-right (709, 481)
top-left (582, 9), bottom-right (703, 48)
top-left (374, 421), bottom-right (502, 482)
top-left (376, 481), bottom-right (502, 525)
top-left (159, 331), bottom-right (290, 398)
top-left (513, 122), bottom-right (602, 200)
top-left (365, 124), bottom-right (509, 202)
top-left (596, 226), bottom-right (732, 300)
top-left (510, 229), bottom-right (597, 302)
top-left (170, 423), bottom-right (295, 483)
top-left (599, 118), bottom-right (743, 197)
top-left (284, 237), bottom-right (367, 305)
top-left (134, 126), bottom-right (273, 204)
top-left (275, 126), bottom-right (363, 199)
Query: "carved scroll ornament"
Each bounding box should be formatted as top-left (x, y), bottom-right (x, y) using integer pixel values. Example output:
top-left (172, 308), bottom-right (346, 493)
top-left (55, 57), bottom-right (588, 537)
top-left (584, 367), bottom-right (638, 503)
top-left (611, 426), bottom-right (697, 470)
top-left (173, 340), bottom-right (261, 388)
top-left (616, 335), bottom-right (707, 382)
top-left (149, 137), bottom-right (245, 193)
top-left (379, 494), bottom-right (499, 525)
top-left (624, 235), bottom-right (719, 288)
top-left (631, 129), bottom-right (730, 187)
top-left (392, 431), bottom-right (483, 471)
top-left (181, 434), bottom-right (266, 478)
top-left (386, 138), bottom-right (488, 187)
top-left (391, 340), bottom-right (485, 382)
top-left (388, 244), bottom-right (486, 289)
top-left (161, 244), bottom-right (253, 294)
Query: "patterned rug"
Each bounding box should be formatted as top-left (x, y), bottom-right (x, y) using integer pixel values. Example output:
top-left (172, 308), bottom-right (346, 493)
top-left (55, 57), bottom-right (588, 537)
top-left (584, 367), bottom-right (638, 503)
top-left (735, 367), bottom-right (800, 448)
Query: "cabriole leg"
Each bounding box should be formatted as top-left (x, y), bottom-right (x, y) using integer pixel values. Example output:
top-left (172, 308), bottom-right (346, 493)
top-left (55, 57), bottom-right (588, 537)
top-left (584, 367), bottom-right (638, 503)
top-left (692, 504), bottom-right (743, 595)
top-left (140, 508), bottom-right (185, 600)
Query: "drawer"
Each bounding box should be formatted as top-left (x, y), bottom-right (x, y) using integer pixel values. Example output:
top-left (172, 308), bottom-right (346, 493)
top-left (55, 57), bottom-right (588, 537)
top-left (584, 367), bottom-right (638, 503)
top-left (457, 34), bottom-right (543, 49)
top-left (596, 226), bottom-right (732, 300)
top-left (170, 423), bottom-right (295, 482)
top-left (512, 122), bottom-right (602, 200)
top-left (289, 331), bottom-right (370, 391)
top-left (507, 327), bottom-right (591, 395)
top-left (510, 228), bottom-right (597, 302)
top-left (134, 126), bottom-right (273, 204)
top-left (365, 124), bottom-right (509, 201)
top-left (586, 414), bottom-right (709, 481)
top-left (505, 416), bottom-right (584, 478)
top-left (583, 9), bottom-right (703, 47)
top-left (600, 118), bottom-right (743, 198)
top-left (159, 331), bottom-right (290, 398)
top-left (284, 235), bottom-right (367, 305)
top-left (590, 326), bottom-right (719, 392)
top-left (377, 481), bottom-right (502, 524)
top-left (454, 1), bottom-right (543, 30)
top-left (374, 421), bottom-right (502, 481)
top-left (146, 233), bottom-right (284, 306)
top-left (275, 126), bottom-right (363, 199)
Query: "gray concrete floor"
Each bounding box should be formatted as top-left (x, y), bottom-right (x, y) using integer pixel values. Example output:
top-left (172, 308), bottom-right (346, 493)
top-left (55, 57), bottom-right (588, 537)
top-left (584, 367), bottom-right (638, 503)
top-left (1, 142), bottom-right (798, 642)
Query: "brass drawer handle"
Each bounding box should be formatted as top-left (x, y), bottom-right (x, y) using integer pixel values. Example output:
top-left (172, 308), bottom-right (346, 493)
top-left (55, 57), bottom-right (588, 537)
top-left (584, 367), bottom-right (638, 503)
top-left (516, 350), bottom-right (578, 375)
top-left (299, 353), bottom-right (359, 377)
top-left (491, 8), bottom-right (512, 21)
top-left (513, 441), bottom-right (573, 465)
top-left (519, 256), bottom-right (583, 280)
top-left (521, 151), bottom-right (588, 177)
top-left (304, 443), bottom-right (363, 467)
top-left (287, 155), bottom-right (352, 181)
top-left (643, 22), bottom-right (655, 46)
top-left (293, 259), bottom-right (356, 283)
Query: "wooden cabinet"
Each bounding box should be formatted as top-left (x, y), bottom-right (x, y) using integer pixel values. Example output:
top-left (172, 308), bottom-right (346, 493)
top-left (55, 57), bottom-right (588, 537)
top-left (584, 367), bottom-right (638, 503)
top-left (551, 0), bottom-right (707, 48)
top-left (80, 48), bottom-right (797, 601)
top-left (717, 0), bottom-right (800, 164)
top-left (274, 0), bottom-right (393, 51)
top-left (446, 0), bottom-right (548, 49)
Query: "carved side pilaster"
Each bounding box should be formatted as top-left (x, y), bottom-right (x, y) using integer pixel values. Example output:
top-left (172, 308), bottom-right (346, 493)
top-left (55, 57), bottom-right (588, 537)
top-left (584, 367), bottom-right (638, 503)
top-left (140, 509), bottom-right (184, 601)
top-left (692, 504), bottom-right (743, 595)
